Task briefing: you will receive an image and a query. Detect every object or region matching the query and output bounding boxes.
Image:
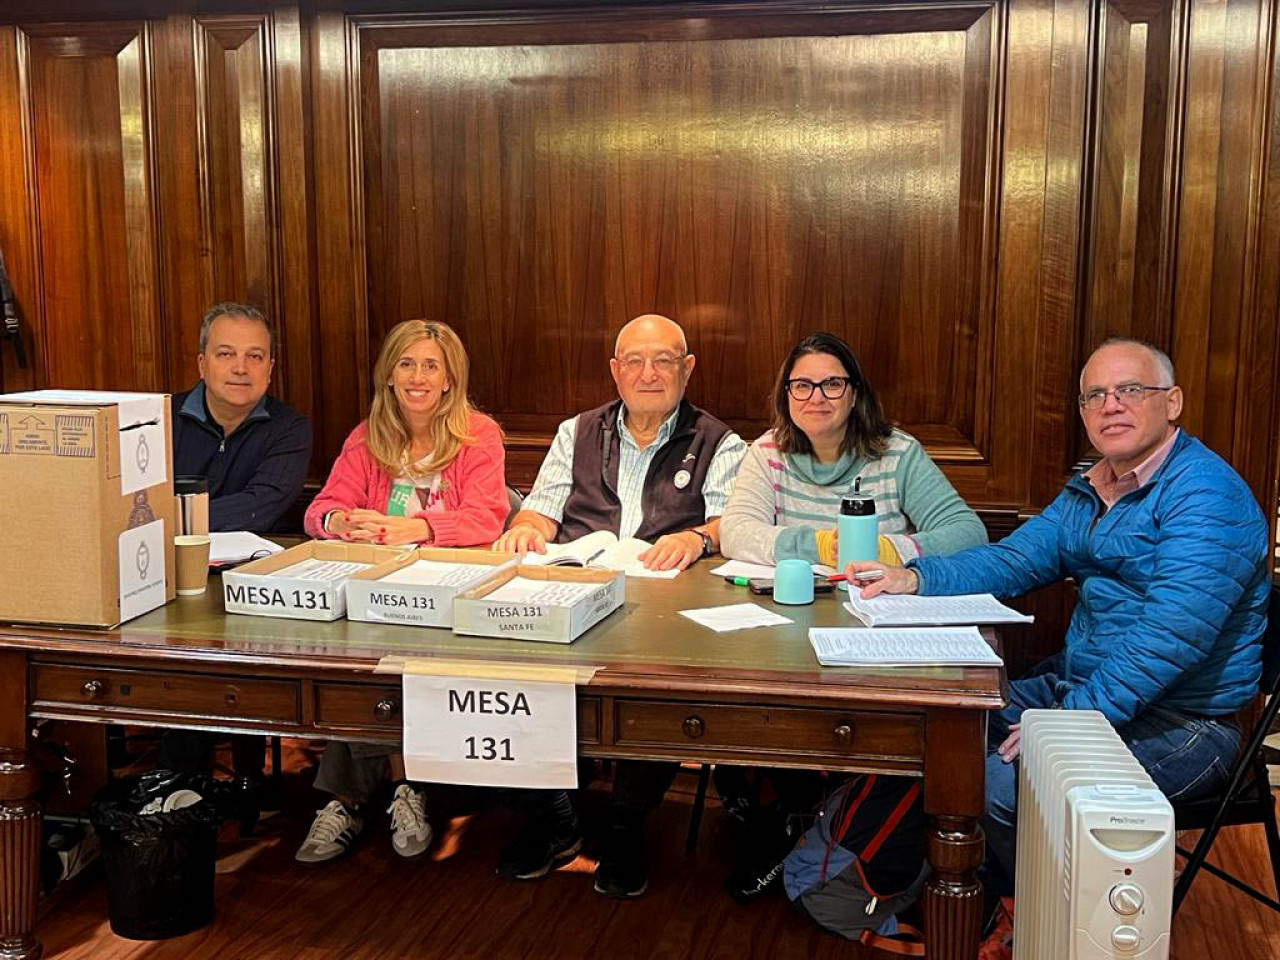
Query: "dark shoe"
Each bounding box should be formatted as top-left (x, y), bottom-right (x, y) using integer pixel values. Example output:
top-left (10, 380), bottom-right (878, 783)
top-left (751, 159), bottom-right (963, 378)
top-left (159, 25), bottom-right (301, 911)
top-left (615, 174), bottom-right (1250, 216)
top-left (593, 822), bottom-right (648, 898)
top-left (497, 818), bottom-right (583, 880)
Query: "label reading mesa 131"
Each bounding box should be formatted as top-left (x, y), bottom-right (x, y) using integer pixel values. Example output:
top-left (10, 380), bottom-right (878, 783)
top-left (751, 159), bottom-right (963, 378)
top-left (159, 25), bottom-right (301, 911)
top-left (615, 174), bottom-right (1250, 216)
top-left (365, 588), bottom-right (437, 623)
top-left (401, 673), bottom-right (577, 789)
top-left (224, 580), bottom-right (332, 613)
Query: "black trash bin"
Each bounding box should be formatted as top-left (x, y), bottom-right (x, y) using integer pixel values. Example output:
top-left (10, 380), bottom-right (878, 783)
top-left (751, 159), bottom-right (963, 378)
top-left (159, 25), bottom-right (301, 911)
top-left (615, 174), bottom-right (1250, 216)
top-left (89, 771), bottom-right (232, 940)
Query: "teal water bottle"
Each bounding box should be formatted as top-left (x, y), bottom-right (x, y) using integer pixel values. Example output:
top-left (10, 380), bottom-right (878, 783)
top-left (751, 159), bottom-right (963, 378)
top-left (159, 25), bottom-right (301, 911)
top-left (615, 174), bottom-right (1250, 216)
top-left (837, 478), bottom-right (878, 573)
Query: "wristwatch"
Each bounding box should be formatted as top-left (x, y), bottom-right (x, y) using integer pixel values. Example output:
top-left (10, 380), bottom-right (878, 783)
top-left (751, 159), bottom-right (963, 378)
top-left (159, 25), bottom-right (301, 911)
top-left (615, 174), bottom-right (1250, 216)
top-left (690, 528), bottom-right (714, 559)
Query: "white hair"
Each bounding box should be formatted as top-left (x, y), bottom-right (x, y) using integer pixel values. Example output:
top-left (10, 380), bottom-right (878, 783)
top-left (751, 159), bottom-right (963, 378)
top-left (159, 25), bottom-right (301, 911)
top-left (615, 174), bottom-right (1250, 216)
top-left (1085, 337), bottom-right (1175, 388)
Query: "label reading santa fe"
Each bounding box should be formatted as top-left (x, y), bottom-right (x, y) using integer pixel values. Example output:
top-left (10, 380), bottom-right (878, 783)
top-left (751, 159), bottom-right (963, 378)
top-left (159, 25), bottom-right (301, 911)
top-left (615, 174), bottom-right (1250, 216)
top-left (402, 673), bottom-right (577, 789)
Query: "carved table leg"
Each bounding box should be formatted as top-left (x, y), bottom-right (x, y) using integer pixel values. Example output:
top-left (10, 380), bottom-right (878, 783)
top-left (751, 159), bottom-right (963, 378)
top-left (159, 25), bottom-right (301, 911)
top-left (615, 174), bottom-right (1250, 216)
top-left (0, 750), bottom-right (40, 960)
top-left (923, 815), bottom-right (983, 960)
top-left (923, 707), bottom-right (987, 960)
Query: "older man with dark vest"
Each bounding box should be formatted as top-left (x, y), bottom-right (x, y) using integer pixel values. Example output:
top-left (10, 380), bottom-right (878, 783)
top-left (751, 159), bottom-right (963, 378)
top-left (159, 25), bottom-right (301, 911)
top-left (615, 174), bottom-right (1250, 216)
top-left (494, 314), bottom-right (746, 896)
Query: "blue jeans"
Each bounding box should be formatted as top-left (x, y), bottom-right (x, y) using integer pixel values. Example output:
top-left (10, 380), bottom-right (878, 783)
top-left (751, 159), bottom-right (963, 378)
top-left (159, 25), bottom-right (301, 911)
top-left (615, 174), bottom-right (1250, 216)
top-left (982, 656), bottom-right (1241, 893)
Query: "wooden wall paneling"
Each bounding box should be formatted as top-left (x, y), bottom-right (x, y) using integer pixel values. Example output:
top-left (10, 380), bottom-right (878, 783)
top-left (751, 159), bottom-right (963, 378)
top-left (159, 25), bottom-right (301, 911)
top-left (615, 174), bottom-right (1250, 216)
top-left (151, 11), bottom-right (206, 394)
top-left (994, 0), bottom-right (1084, 507)
top-left (194, 14), bottom-right (285, 393)
top-left (20, 21), bottom-right (164, 391)
top-left (0, 28), bottom-right (39, 394)
top-left (1221, 0), bottom-right (1280, 522)
top-left (270, 6), bottom-right (317, 426)
top-left (351, 3), bottom-right (1006, 496)
top-left (310, 7), bottom-right (369, 467)
top-left (1246, 0), bottom-right (1280, 545)
top-left (1171, 0), bottom-right (1266, 473)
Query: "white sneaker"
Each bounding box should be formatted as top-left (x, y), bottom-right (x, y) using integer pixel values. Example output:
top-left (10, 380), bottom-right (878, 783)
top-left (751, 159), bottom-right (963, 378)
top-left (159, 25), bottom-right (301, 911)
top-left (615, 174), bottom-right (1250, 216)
top-left (387, 783), bottom-right (432, 859)
top-left (295, 800), bottom-right (364, 865)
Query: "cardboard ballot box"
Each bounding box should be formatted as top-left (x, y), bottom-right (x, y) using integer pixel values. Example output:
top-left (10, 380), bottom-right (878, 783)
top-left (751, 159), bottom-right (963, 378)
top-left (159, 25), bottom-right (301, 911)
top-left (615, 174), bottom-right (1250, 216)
top-left (223, 541), bottom-right (406, 621)
top-left (452, 565), bottom-right (625, 644)
top-left (0, 390), bottom-right (175, 627)
top-left (347, 548), bottom-right (517, 628)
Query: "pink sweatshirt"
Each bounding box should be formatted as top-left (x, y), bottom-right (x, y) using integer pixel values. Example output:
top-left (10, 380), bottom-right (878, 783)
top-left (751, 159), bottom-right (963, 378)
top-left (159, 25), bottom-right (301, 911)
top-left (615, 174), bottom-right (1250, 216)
top-left (304, 412), bottom-right (508, 547)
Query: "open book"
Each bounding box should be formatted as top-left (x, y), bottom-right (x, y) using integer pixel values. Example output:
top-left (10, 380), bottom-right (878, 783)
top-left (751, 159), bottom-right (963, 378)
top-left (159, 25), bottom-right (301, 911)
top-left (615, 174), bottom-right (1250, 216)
top-left (521, 530), bottom-right (681, 579)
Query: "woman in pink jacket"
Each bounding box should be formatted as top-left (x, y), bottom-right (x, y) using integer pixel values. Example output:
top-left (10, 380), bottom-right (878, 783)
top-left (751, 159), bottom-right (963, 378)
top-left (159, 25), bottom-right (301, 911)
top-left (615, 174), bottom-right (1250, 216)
top-left (297, 319), bottom-right (508, 867)
top-left (304, 319), bottom-right (507, 547)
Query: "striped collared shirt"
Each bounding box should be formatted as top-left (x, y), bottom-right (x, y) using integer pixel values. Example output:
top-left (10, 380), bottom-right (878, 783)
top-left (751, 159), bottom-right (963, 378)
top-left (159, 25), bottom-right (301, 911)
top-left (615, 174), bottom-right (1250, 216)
top-left (521, 405), bottom-right (746, 540)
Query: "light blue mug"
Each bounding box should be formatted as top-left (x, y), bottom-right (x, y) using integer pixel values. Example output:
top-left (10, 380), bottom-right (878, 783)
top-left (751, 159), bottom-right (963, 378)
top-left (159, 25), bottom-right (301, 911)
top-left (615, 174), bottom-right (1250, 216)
top-left (773, 558), bottom-right (815, 605)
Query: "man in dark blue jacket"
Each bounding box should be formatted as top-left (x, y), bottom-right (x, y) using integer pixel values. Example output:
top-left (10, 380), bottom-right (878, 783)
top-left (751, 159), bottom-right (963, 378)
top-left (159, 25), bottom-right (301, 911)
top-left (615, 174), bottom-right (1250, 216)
top-left (848, 338), bottom-right (1270, 909)
top-left (172, 302), bottom-right (312, 532)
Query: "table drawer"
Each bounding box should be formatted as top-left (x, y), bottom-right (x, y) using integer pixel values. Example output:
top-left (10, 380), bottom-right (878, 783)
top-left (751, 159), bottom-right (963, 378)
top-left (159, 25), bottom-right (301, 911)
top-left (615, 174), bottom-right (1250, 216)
top-left (32, 663), bottom-right (300, 723)
top-left (315, 683), bottom-right (601, 742)
top-left (614, 701), bottom-right (922, 760)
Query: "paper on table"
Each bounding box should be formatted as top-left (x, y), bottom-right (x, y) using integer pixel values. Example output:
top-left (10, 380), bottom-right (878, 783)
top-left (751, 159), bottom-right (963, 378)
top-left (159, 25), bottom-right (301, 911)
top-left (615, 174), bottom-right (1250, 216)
top-left (808, 626), bottom-right (1003, 667)
top-left (679, 602), bottom-right (793, 633)
top-left (380, 559), bottom-right (497, 587)
top-left (843, 593), bottom-right (1033, 627)
top-left (209, 531), bottom-right (285, 566)
top-left (709, 560), bottom-right (837, 580)
top-left (708, 560), bottom-right (777, 579)
top-left (484, 576), bottom-right (602, 606)
top-left (273, 558), bottom-right (372, 582)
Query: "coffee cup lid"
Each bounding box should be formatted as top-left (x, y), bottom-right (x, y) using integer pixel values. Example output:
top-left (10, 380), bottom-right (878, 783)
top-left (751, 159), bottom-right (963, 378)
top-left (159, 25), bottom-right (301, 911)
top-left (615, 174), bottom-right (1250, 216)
top-left (175, 475), bottom-right (209, 495)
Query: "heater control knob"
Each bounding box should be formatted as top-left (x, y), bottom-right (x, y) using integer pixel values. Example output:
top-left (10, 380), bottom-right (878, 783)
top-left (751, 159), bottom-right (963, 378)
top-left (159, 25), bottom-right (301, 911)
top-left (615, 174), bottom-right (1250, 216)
top-left (1108, 883), bottom-right (1144, 916)
top-left (1110, 925), bottom-right (1141, 951)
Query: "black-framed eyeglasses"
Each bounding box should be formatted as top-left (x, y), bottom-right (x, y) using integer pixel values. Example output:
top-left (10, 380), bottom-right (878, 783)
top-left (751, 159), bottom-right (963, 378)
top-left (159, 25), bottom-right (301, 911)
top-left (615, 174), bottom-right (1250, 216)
top-left (1078, 383), bottom-right (1174, 411)
top-left (786, 377), bottom-right (853, 401)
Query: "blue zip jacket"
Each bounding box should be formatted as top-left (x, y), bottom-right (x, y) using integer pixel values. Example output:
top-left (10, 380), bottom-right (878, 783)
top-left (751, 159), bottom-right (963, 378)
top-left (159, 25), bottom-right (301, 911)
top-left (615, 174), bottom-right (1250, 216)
top-left (912, 431), bottom-right (1268, 725)
top-left (173, 383), bottom-right (312, 533)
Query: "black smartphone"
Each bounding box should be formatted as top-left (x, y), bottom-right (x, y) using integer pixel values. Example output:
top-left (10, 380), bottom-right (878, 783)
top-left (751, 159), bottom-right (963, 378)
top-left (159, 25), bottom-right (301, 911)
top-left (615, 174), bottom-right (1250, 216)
top-left (747, 578), bottom-right (774, 595)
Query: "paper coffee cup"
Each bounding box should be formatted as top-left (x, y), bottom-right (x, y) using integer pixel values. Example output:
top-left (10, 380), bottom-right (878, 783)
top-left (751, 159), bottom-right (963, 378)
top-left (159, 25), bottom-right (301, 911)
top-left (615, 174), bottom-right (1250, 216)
top-left (174, 534), bottom-right (212, 596)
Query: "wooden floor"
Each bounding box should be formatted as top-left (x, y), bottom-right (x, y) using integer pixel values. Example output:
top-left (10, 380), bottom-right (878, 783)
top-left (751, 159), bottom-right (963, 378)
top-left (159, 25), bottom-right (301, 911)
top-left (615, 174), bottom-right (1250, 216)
top-left (36, 743), bottom-right (1280, 959)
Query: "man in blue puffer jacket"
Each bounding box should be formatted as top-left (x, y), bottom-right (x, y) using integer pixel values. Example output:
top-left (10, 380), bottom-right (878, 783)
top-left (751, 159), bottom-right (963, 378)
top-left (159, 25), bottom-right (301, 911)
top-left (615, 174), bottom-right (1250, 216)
top-left (846, 337), bottom-right (1270, 901)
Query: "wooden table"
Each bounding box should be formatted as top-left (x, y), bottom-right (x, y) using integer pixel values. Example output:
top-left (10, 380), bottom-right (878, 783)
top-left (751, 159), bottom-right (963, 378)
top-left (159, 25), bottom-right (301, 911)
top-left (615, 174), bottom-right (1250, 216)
top-left (0, 573), bottom-right (1004, 960)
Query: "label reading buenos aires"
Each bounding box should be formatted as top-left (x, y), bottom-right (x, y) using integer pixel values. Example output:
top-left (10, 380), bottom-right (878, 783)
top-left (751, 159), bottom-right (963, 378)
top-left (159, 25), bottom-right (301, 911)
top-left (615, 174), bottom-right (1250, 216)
top-left (364, 589), bottom-right (437, 624)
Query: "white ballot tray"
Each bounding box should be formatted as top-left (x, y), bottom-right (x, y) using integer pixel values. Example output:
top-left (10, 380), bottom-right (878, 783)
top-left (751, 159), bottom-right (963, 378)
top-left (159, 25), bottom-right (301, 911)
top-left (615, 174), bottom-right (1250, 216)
top-left (452, 565), bottom-right (625, 644)
top-left (346, 548), bottom-right (517, 627)
top-left (223, 541), bottom-right (403, 621)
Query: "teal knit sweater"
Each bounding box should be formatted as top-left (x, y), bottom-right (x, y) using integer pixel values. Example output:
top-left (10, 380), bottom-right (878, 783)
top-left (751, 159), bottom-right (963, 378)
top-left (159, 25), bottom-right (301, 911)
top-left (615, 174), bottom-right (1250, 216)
top-left (719, 428), bottom-right (988, 565)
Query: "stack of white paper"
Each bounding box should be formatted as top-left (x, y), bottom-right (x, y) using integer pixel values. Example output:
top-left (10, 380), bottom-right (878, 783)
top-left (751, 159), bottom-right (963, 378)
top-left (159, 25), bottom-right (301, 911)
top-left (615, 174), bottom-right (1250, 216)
top-left (679, 603), bottom-right (793, 633)
top-left (209, 531), bottom-right (285, 566)
top-left (273, 558), bottom-right (372, 582)
top-left (843, 593), bottom-right (1033, 627)
top-left (809, 627), bottom-right (1003, 667)
top-left (484, 577), bottom-right (602, 606)
top-left (380, 559), bottom-right (497, 587)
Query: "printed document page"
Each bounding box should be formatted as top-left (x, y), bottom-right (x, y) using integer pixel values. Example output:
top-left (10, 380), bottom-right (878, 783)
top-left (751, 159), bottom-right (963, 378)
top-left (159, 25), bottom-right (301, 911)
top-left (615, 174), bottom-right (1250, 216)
top-left (809, 626), bottom-right (1003, 666)
top-left (843, 593), bottom-right (1033, 627)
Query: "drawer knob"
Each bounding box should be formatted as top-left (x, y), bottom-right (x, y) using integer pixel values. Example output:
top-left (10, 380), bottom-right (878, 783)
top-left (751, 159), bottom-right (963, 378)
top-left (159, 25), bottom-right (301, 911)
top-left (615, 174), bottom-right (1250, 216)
top-left (681, 715), bottom-right (705, 739)
top-left (833, 724), bottom-right (854, 746)
top-left (81, 680), bottom-right (105, 700)
top-left (373, 698), bottom-right (399, 722)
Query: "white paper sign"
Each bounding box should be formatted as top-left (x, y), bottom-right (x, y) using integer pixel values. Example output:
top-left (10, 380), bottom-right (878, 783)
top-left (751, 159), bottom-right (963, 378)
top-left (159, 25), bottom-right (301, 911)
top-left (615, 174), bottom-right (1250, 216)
top-left (402, 673), bottom-right (578, 788)
top-left (118, 519), bottom-right (167, 622)
top-left (119, 420), bottom-right (168, 495)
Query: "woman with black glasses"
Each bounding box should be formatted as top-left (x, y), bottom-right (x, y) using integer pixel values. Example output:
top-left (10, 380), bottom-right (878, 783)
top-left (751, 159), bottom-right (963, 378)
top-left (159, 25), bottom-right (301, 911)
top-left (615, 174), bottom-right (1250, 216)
top-left (717, 332), bottom-right (989, 901)
top-left (720, 331), bottom-right (986, 570)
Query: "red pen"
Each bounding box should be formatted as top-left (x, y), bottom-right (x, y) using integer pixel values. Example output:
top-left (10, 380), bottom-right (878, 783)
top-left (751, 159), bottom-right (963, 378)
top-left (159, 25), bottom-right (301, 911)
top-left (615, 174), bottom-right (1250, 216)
top-left (827, 570), bottom-right (885, 583)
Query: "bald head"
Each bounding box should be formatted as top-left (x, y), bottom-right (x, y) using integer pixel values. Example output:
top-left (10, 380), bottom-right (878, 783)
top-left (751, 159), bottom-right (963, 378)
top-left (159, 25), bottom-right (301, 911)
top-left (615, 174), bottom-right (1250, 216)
top-left (609, 314), bottom-right (695, 423)
top-left (615, 315), bottom-right (687, 357)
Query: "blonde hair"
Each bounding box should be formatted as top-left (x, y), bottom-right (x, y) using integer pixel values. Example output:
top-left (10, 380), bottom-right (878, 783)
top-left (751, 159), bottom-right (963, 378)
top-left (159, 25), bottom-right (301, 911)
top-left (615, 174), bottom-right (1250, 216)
top-left (366, 320), bottom-right (476, 477)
